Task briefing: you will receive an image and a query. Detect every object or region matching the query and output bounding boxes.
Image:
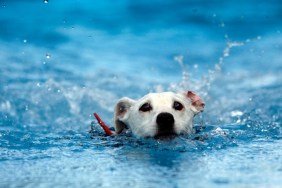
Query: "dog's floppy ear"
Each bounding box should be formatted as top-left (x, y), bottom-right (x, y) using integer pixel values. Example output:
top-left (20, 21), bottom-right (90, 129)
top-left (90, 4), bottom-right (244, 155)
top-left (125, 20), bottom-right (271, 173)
top-left (114, 97), bottom-right (135, 134)
top-left (186, 91), bottom-right (205, 114)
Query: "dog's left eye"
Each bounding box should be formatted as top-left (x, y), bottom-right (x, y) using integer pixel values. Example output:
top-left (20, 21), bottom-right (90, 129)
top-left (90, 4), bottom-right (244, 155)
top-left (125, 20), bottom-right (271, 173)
top-left (139, 103), bottom-right (152, 112)
top-left (173, 101), bottom-right (184, 111)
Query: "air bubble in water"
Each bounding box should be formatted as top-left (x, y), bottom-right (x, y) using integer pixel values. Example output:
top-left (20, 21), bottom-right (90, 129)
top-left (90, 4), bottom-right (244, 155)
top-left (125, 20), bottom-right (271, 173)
top-left (43, 0), bottom-right (48, 4)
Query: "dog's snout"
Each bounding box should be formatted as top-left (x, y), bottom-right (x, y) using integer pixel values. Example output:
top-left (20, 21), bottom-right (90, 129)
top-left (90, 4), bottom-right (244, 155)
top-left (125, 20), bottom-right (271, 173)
top-left (156, 113), bottom-right (175, 137)
top-left (156, 112), bottom-right (175, 129)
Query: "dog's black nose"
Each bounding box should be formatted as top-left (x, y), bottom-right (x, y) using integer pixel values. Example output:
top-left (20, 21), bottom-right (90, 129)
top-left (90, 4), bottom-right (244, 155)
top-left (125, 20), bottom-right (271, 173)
top-left (156, 113), bottom-right (175, 134)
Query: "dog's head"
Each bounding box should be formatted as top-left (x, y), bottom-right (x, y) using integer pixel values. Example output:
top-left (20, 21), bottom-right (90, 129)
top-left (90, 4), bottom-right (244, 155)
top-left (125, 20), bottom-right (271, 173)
top-left (114, 91), bottom-right (204, 138)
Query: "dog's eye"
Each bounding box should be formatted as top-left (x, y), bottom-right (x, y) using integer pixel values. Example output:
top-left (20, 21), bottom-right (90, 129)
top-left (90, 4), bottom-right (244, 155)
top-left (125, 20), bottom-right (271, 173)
top-left (173, 101), bottom-right (184, 111)
top-left (139, 103), bottom-right (152, 112)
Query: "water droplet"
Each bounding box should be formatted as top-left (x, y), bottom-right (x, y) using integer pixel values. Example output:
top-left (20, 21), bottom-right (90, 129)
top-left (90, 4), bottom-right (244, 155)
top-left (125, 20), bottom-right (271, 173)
top-left (42, 61), bottom-right (47, 65)
top-left (215, 64), bottom-right (221, 71)
top-left (230, 110), bottom-right (243, 117)
top-left (46, 54), bottom-right (51, 59)
top-left (36, 83), bottom-right (41, 87)
top-left (23, 39), bottom-right (27, 43)
top-left (257, 36), bottom-right (262, 40)
top-left (43, 0), bottom-right (48, 4)
top-left (220, 22), bottom-right (225, 27)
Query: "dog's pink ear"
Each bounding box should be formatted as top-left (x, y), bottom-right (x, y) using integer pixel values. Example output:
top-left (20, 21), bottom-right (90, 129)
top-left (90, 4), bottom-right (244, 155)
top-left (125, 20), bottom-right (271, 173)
top-left (114, 97), bottom-right (135, 134)
top-left (187, 91), bottom-right (205, 113)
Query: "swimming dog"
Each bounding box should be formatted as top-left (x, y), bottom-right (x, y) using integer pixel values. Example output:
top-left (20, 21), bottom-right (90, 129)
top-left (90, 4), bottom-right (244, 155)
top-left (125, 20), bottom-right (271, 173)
top-left (113, 91), bottom-right (204, 138)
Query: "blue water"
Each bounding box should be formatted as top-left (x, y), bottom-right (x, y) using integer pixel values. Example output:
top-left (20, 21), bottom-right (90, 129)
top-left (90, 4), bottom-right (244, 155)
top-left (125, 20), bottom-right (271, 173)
top-left (0, 0), bottom-right (281, 187)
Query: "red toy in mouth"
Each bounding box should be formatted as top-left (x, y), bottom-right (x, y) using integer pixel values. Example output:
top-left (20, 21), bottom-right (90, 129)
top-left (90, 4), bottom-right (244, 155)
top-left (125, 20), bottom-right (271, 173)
top-left (93, 112), bottom-right (114, 136)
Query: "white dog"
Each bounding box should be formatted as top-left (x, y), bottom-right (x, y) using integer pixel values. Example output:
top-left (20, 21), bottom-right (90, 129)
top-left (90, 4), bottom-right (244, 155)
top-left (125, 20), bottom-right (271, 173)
top-left (114, 91), bottom-right (204, 138)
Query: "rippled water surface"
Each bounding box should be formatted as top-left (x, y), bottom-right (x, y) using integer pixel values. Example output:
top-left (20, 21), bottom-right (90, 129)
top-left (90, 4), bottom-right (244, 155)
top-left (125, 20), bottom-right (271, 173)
top-left (0, 1), bottom-right (281, 187)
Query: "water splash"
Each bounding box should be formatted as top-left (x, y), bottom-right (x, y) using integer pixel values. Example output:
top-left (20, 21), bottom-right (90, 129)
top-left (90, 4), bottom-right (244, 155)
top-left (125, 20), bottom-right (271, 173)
top-left (88, 120), bottom-right (265, 152)
top-left (163, 36), bottom-right (282, 138)
top-left (169, 37), bottom-right (244, 97)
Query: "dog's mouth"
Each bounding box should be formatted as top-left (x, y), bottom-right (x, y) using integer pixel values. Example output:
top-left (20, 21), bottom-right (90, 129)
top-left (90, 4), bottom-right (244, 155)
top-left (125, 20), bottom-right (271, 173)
top-left (154, 132), bottom-right (177, 139)
top-left (154, 125), bottom-right (177, 139)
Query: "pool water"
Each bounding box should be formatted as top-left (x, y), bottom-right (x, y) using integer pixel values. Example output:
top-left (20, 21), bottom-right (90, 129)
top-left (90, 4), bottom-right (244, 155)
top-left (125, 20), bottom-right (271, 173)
top-left (0, 1), bottom-right (281, 187)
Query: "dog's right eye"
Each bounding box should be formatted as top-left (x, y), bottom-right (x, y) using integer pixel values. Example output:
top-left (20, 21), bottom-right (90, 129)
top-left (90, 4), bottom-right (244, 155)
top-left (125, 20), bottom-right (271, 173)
top-left (139, 103), bottom-right (152, 112)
